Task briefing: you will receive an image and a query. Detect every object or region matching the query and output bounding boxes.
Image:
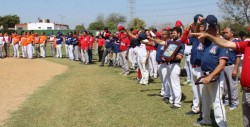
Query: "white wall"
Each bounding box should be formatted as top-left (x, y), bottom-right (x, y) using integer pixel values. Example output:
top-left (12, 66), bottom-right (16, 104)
top-left (27, 23), bottom-right (55, 30)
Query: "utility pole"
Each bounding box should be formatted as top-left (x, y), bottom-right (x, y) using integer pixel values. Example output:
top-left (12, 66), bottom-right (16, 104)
top-left (129, 0), bottom-right (136, 27)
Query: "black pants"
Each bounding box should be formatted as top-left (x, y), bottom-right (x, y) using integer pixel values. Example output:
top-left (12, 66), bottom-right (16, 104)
top-left (98, 46), bottom-right (104, 62)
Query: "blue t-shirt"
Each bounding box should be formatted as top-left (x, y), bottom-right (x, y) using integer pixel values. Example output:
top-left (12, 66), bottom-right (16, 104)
top-left (201, 39), bottom-right (228, 72)
top-left (189, 37), bottom-right (205, 66)
top-left (56, 36), bottom-right (63, 45)
top-left (227, 39), bottom-right (240, 64)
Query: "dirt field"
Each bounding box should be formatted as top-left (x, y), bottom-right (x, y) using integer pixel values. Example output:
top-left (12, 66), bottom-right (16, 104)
top-left (0, 58), bottom-right (67, 125)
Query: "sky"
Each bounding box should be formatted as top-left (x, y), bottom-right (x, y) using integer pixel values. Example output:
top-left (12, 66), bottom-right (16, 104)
top-left (0, 0), bottom-right (223, 29)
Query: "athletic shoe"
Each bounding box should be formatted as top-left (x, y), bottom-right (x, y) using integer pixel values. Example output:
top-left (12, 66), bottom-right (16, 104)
top-left (223, 100), bottom-right (229, 106)
top-left (229, 104), bottom-right (238, 111)
top-left (186, 110), bottom-right (200, 115)
top-left (193, 120), bottom-right (212, 126)
top-left (170, 105), bottom-right (181, 109)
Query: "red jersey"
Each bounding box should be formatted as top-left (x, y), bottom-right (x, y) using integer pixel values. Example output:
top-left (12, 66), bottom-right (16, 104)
top-left (89, 36), bottom-right (95, 49)
top-left (118, 32), bottom-right (130, 51)
top-left (80, 35), bottom-right (90, 50)
top-left (146, 40), bottom-right (156, 51)
top-left (236, 41), bottom-right (250, 87)
top-left (97, 38), bottom-right (105, 47)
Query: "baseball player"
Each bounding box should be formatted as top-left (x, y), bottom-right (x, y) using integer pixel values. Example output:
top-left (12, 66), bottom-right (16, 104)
top-left (34, 33), bottom-right (40, 58)
top-left (26, 32), bottom-right (33, 59)
top-left (181, 14), bottom-right (206, 116)
top-left (80, 30), bottom-right (90, 64)
top-left (49, 34), bottom-right (56, 57)
top-left (12, 33), bottom-right (20, 58)
top-left (3, 33), bottom-right (10, 57)
top-left (39, 32), bottom-right (47, 58)
top-left (55, 32), bottom-right (63, 58)
top-left (193, 15), bottom-right (228, 127)
top-left (151, 27), bottom-right (185, 109)
top-left (73, 32), bottom-right (80, 61)
top-left (21, 32), bottom-right (28, 58)
top-left (222, 26), bottom-right (241, 110)
top-left (88, 33), bottom-right (95, 64)
top-left (118, 26), bottom-right (130, 75)
top-left (65, 33), bottom-right (70, 58)
top-left (0, 33), bottom-right (4, 58)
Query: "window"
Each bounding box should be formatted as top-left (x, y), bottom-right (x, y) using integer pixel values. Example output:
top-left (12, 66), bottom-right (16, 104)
top-left (47, 27), bottom-right (52, 30)
top-left (17, 27), bottom-right (23, 30)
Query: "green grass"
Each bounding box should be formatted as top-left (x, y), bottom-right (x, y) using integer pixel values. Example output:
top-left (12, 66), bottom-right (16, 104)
top-left (2, 46), bottom-right (243, 127)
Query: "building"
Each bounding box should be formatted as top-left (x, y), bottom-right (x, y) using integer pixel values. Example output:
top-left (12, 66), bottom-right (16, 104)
top-left (15, 19), bottom-right (69, 30)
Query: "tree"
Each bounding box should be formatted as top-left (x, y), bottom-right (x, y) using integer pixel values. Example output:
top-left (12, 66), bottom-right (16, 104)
top-left (218, 0), bottom-right (250, 25)
top-left (0, 15), bottom-right (20, 30)
top-left (106, 13), bottom-right (126, 28)
top-left (128, 18), bottom-right (146, 29)
top-left (88, 21), bottom-right (105, 30)
top-left (75, 24), bottom-right (85, 33)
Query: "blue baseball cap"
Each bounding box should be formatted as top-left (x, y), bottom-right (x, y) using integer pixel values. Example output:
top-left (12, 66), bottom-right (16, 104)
top-left (194, 14), bottom-right (203, 24)
top-left (205, 15), bottom-right (217, 26)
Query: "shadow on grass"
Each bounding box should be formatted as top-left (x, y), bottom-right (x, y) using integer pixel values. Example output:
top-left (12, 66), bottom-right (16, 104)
top-left (140, 89), bottom-right (161, 92)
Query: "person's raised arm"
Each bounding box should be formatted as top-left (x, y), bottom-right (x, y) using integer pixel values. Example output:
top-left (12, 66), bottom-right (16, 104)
top-left (191, 32), bottom-right (236, 49)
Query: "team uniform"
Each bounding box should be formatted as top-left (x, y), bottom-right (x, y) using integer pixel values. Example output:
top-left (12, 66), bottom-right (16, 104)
top-left (200, 39), bottom-right (228, 127)
top-left (72, 35), bottom-right (80, 61)
top-left (88, 36), bottom-right (95, 63)
top-left (97, 37), bottom-right (105, 62)
top-left (80, 35), bottom-right (90, 64)
top-left (183, 44), bottom-right (192, 85)
top-left (26, 35), bottom-right (33, 59)
top-left (21, 35), bottom-right (28, 58)
top-left (3, 34), bottom-right (10, 57)
top-left (146, 42), bottom-right (158, 78)
top-left (223, 38), bottom-right (241, 110)
top-left (100, 36), bottom-right (114, 66)
top-left (12, 35), bottom-right (20, 58)
top-left (118, 32), bottom-right (130, 75)
top-left (34, 35), bottom-right (40, 57)
top-left (39, 35), bottom-right (47, 58)
top-left (181, 29), bottom-right (205, 114)
top-left (165, 39), bottom-right (185, 108)
top-left (49, 35), bottom-right (56, 56)
top-left (112, 37), bottom-right (121, 67)
top-left (0, 35), bottom-right (4, 58)
top-left (55, 35), bottom-right (63, 58)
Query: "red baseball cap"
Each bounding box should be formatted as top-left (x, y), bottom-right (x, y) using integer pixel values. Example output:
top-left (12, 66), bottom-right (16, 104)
top-left (175, 20), bottom-right (182, 27)
top-left (118, 25), bottom-right (125, 31)
top-left (105, 33), bottom-right (110, 37)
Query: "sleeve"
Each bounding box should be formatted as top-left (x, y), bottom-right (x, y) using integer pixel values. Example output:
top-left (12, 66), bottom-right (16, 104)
top-left (236, 41), bottom-right (248, 54)
top-left (181, 29), bottom-right (190, 44)
top-left (177, 43), bottom-right (185, 56)
top-left (218, 47), bottom-right (228, 60)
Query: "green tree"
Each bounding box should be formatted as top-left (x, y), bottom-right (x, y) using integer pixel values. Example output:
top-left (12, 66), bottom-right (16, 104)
top-left (106, 13), bottom-right (126, 28)
top-left (88, 21), bottom-right (105, 30)
top-left (218, 0), bottom-right (250, 25)
top-left (128, 18), bottom-right (146, 29)
top-left (75, 24), bottom-right (85, 33)
top-left (0, 15), bottom-right (20, 30)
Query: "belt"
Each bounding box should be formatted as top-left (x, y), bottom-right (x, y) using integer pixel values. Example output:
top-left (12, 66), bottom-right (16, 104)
top-left (226, 63), bottom-right (234, 66)
top-left (242, 87), bottom-right (250, 93)
top-left (192, 64), bottom-right (201, 68)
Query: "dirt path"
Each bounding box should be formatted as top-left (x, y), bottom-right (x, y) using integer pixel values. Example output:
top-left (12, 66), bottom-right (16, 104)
top-left (0, 58), bottom-right (67, 125)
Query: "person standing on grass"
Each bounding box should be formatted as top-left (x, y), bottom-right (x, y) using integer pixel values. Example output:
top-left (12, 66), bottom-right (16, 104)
top-left (26, 32), bottom-right (33, 59)
top-left (118, 25), bottom-right (130, 75)
top-left (34, 33), bottom-right (40, 58)
top-left (0, 33), bottom-right (5, 58)
top-left (73, 32), bottom-right (80, 61)
top-left (192, 15), bottom-right (228, 127)
top-left (112, 32), bottom-right (121, 67)
top-left (55, 32), bottom-right (63, 58)
top-left (150, 27), bottom-right (185, 109)
top-left (80, 30), bottom-right (90, 64)
top-left (192, 24), bottom-right (250, 127)
top-left (3, 33), bottom-right (10, 57)
top-left (21, 32), bottom-right (28, 59)
top-left (49, 34), bottom-right (55, 57)
top-left (181, 14), bottom-right (206, 116)
top-left (12, 33), bottom-right (20, 58)
top-left (222, 26), bottom-right (241, 111)
top-left (97, 35), bottom-right (105, 62)
top-left (88, 33), bottom-right (95, 64)
top-left (39, 32), bottom-right (47, 58)
top-left (65, 33), bottom-right (70, 58)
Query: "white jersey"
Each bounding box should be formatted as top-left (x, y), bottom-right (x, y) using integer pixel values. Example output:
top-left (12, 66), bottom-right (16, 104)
top-left (184, 44), bottom-right (192, 54)
top-left (0, 37), bottom-right (4, 45)
top-left (4, 36), bottom-right (10, 43)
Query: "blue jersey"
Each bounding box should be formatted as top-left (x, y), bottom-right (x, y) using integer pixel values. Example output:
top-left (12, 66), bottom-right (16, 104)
top-left (166, 39), bottom-right (185, 63)
top-left (201, 39), bottom-right (228, 72)
top-left (113, 38), bottom-right (120, 53)
top-left (105, 39), bottom-right (113, 49)
top-left (72, 37), bottom-right (77, 45)
top-left (227, 39), bottom-right (241, 64)
top-left (189, 37), bottom-right (205, 66)
top-left (56, 36), bottom-right (63, 45)
top-left (155, 43), bottom-right (165, 62)
top-left (66, 35), bottom-right (72, 45)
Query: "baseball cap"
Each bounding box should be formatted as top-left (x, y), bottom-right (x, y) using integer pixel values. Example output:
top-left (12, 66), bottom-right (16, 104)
top-left (194, 14), bottom-right (203, 24)
top-left (118, 25), bottom-right (125, 31)
top-left (205, 15), bottom-right (217, 25)
top-left (105, 33), bottom-right (110, 38)
top-left (138, 32), bottom-right (147, 41)
top-left (175, 20), bottom-right (182, 27)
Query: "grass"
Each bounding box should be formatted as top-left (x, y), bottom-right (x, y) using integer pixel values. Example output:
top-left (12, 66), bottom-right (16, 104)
top-left (2, 46), bottom-right (243, 127)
